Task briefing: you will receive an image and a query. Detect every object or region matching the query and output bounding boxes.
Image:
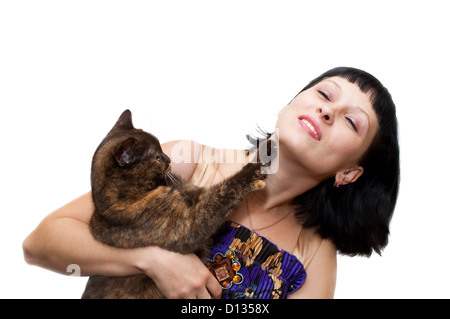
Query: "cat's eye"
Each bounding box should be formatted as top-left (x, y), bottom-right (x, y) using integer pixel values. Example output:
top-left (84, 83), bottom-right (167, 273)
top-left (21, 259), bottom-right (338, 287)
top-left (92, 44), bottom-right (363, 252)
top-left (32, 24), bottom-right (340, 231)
top-left (156, 155), bottom-right (162, 162)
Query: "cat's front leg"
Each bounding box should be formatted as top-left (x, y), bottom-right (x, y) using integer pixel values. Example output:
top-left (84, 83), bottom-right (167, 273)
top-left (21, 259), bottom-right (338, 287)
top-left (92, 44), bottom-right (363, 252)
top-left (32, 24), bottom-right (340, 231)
top-left (194, 162), bottom-right (267, 223)
top-left (166, 163), bottom-right (267, 253)
top-left (229, 162), bottom-right (268, 193)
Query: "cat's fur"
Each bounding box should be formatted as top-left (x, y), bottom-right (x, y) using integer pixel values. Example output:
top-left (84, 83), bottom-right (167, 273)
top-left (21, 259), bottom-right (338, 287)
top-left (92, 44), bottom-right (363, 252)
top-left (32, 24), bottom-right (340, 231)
top-left (81, 110), bottom-right (267, 299)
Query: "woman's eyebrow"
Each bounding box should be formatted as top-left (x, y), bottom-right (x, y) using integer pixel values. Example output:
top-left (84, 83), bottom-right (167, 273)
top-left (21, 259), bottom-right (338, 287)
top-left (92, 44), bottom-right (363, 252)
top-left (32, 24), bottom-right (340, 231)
top-left (355, 106), bottom-right (370, 122)
top-left (324, 79), bottom-right (341, 90)
top-left (325, 80), bottom-right (369, 112)
top-left (323, 79), bottom-right (371, 127)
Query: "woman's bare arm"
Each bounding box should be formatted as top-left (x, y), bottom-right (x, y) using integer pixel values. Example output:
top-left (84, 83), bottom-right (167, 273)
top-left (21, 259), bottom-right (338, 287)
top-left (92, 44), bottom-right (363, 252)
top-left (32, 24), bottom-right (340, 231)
top-left (22, 191), bottom-right (141, 277)
top-left (287, 238), bottom-right (337, 299)
top-left (22, 140), bottom-right (222, 298)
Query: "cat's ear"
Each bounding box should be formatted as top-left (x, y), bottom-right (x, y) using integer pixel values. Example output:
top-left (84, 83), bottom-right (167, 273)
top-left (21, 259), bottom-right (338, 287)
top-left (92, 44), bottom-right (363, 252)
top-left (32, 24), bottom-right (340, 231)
top-left (115, 137), bottom-right (137, 167)
top-left (112, 109), bottom-right (134, 131)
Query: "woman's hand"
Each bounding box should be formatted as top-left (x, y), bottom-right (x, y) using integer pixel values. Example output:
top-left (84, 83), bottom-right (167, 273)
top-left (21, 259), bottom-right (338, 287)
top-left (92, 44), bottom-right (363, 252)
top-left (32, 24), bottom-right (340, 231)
top-left (135, 246), bottom-right (222, 299)
top-left (23, 191), bottom-right (221, 299)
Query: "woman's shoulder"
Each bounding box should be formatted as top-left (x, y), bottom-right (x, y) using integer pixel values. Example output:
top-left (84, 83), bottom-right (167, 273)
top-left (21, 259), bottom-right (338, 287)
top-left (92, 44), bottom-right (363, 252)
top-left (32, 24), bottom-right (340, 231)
top-left (296, 227), bottom-right (335, 270)
top-left (162, 140), bottom-right (203, 182)
top-left (289, 231), bottom-right (337, 299)
top-left (162, 140), bottom-right (247, 184)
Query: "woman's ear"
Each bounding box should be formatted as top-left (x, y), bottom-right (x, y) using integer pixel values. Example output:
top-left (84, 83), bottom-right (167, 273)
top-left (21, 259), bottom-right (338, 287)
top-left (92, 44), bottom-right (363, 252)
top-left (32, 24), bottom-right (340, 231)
top-left (335, 166), bottom-right (364, 186)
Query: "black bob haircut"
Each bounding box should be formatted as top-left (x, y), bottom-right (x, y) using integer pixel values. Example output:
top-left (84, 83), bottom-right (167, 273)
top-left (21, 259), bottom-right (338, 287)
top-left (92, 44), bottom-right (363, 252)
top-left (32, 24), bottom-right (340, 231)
top-left (250, 67), bottom-right (400, 257)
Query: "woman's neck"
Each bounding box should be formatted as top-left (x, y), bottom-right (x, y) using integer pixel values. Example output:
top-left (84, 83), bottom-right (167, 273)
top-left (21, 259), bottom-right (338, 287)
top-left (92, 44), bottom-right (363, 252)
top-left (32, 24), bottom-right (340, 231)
top-left (246, 149), bottom-right (321, 212)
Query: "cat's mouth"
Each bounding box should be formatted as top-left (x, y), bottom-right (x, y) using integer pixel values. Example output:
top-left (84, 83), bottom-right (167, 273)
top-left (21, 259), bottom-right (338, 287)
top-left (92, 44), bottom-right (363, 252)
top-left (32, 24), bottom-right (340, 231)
top-left (162, 164), bottom-right (173, 177)
top-left (164, 171), bottom-right (182, 190)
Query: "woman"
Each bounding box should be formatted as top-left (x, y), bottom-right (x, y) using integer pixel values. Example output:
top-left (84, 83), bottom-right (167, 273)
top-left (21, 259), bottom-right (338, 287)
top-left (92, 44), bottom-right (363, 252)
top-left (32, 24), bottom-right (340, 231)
top-left (23, 67), bottom-right (400, 299)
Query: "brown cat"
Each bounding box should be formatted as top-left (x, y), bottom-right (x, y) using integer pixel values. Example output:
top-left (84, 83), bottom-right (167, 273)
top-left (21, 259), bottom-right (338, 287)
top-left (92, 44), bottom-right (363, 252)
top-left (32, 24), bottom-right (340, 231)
top-left (81, 110), bottom-right (267, 298)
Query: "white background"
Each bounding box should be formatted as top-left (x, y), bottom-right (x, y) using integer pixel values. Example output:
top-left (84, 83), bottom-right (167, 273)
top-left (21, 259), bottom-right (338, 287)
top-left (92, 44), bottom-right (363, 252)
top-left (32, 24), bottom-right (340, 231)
top-left (1, 0), bottom-right (449, 298)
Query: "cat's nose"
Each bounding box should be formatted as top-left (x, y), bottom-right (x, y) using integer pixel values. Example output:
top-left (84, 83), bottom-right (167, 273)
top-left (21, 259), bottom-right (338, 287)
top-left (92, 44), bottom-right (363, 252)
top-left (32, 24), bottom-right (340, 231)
top-left (162, 153), bottom-right (171, 164)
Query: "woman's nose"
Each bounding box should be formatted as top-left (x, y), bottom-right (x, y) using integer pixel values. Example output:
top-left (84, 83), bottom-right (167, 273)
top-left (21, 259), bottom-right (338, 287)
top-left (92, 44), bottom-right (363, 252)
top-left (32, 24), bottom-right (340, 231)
top-left (316, 106), bottom-right (334, 124)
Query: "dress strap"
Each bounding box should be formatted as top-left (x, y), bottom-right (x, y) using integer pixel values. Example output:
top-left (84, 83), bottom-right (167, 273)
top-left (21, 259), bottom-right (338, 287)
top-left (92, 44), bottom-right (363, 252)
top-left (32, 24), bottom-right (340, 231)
top-left (295, 227), bottom-right (323, 269)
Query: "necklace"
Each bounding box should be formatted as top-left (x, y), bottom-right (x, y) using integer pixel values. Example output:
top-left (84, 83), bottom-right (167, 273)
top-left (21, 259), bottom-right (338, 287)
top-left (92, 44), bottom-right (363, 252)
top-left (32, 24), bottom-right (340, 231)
top-left (245, 198), bottom-right (302, 254)
top-left (245, 198), bottom-right (292, 232)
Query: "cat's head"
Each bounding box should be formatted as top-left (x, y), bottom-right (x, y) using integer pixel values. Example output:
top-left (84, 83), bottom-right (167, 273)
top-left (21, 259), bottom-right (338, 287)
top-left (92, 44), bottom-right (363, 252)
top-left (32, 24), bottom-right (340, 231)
top-left (92, 110), bottom-right (171, 191)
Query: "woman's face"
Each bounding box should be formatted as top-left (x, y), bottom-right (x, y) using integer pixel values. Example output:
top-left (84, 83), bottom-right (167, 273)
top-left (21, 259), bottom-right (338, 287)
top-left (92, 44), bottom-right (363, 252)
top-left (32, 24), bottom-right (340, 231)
top-left (276, 76), bottom-right (379, 183)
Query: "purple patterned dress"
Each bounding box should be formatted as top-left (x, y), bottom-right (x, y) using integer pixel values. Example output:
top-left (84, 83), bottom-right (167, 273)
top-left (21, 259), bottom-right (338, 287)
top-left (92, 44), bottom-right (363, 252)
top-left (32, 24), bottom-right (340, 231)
top-left (206, 221), bottom-right (306, 299)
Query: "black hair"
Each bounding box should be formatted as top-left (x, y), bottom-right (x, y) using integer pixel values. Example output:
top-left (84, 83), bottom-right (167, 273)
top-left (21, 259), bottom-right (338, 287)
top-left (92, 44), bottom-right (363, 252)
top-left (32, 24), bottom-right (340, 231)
top-left (250, 67), bottom-right (400, 257)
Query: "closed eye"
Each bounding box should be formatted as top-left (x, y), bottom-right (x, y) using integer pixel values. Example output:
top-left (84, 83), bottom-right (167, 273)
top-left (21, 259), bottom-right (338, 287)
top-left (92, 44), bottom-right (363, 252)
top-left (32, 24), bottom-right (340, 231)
top-left (346, 117), bottom-right (358, 132)
top-left (318, 90), bottom-right (330, 101)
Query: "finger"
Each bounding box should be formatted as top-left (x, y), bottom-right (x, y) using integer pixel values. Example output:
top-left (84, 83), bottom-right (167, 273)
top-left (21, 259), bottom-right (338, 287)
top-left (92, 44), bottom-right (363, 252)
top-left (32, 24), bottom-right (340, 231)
top-left (206, 274), bottom-right (222, 299)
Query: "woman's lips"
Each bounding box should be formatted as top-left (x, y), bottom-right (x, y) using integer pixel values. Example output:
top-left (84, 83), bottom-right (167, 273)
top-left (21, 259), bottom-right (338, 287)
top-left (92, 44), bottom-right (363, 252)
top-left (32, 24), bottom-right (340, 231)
top-left (298, 115), bottom-right (322, 141)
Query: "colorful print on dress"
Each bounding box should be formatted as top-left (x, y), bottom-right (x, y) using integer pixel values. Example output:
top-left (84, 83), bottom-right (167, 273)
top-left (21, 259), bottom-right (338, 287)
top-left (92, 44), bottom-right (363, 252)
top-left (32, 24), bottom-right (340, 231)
top-left (207, 221), bottom-right (307, 299)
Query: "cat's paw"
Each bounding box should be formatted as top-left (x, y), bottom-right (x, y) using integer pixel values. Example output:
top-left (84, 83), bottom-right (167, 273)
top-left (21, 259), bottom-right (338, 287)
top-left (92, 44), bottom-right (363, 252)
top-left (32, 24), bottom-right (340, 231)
top-left (252, 179), bottom-right (266, 191)
top-left (241, 162), bottom-right (268, 190)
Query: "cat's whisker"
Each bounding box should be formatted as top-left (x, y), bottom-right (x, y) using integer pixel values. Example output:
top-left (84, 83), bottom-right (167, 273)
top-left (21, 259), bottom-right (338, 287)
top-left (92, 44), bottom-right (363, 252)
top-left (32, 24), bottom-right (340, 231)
top-left (166, 172), bottom-right (186, 196)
